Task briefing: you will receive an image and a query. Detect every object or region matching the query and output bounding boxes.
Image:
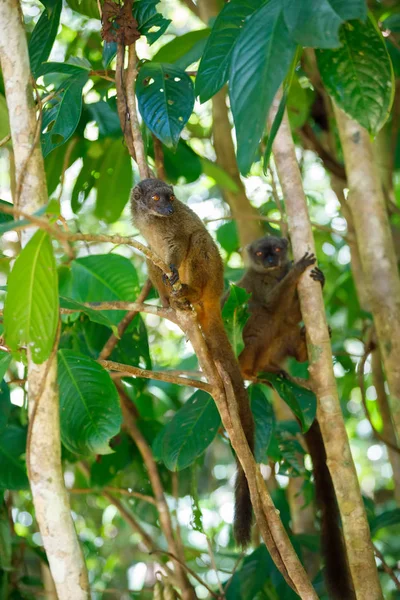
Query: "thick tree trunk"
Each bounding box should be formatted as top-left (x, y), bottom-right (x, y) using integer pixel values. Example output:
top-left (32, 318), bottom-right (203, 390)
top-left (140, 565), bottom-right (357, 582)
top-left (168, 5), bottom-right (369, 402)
top-left (334, 106), bottom-right (400, 441)
top-left (0, 0), bottom-right (89, 597)
top-left (269, 96), bottom-right (383, 600)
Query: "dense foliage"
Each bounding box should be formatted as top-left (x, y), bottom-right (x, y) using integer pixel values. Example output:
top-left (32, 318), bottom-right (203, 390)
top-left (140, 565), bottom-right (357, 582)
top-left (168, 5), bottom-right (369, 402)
top-left (1, 0), bottom-right (400, 598)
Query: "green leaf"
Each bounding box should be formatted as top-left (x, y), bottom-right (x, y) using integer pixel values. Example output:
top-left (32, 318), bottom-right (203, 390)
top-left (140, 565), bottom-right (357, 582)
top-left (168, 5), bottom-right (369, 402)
top-left (153, 29), bottom-right (210, 69)
top-left (283, 0), bottom-right (367, 49)
top-left (196, 0), bottom-right (262, 103)
top-left (222, 284), bottom-right (250, 357)
top-left (90, 433), bottom-right (137, 486)
top-left (0, 95), bottom-right (10, 141)
top-left (58, 349), bottom-right (122, 455)
top-left (153, 391), bottom-right (221, 471)
top-left (71, 153), bottom-right (98, 214)
top-left (29, 0), bottom-right (62, 77)
top-left (163, 140), bottom-right (202, 184)
top-left (229, 0), bottom-right (297, 174)
top-left (248, 385), bottom-right (275, 463)
top-left (0, 501), bottom-right (12, 570)
top-left (4, 230), bottom-right (58, 364)
top-left (65, 0), bottom-right (100, 19)
top-left (87, 101), bottom-right (122, 138)
top-left (0, 351), bottom-right (11, 382)
top-left (261, 374), bottom-right (316, 432)
top-left (316, 16), bottom-right (394, 134)
top-left (0, 426), bottom-right (29, 490)
top-left (370, 509), bottom-right (400, 536)
top-left (68, 254), bottom-right (140, 326)
top-left (263, 86), bottom-right (288, 173)
top-left (133, 0), bottom-right (171, 45)
top-left (102, 41), bottom-right (117, 68)
top-left (59, 297), bottom-right (119, 334)
top-left (95, 139), bottom-right (132, 222)
top-left (216, 221), bottom-right (239, 255)
top-left (37, 63), bottom-right (90, 157)
top-left (0, 382), bottom-right (11, 434)
top-left (137, 62), bottom-right (195, 149)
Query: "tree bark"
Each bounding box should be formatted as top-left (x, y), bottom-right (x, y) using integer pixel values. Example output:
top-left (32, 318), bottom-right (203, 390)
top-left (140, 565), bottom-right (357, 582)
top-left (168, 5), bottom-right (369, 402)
top-left (334, 105), bottom-right (400, 441)
top-left (269, 96), bottom-right (383, 600)
top-left (0, 0), bottom-right (89, 597)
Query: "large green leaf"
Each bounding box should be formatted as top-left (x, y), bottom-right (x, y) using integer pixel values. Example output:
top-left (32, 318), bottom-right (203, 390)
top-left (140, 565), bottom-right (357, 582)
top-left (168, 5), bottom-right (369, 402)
top-left (133, 0), bottom-right (171, 45)
top-left (68, 254), bottom-right (140, 326)
top-left (196, 0), bottom-right (262, 103)
top-left (163, 140), bottom-right (202, 184)
top-left (222, 284), bottom-right (250, 356)
top-left (153, 29), bottom-right (210, 70)
top-left (95, 139), bottom-right (132, 222)
top-left (0, 426), bottom-right (29, 490)
top-left (317, 16), bottom-right (394, 134)
top-left (153, 391), bottom-right (221, 471)
top-left (248, 384), bottom-right (275, 463)
top-left (261, 373), bottom-right (316, 432)
top-left (29, 0), bottom-right (62, 77)
top-left (216, 221), bottom-right (239, 256)
top-left (136, 62), bottom-right (195, 149)
top-left (229, 0), bottom-right (297, 174)
top-left (58, 349), bottom-right (122, 456)
top-left (283, 0), bottom-right (367, 48)
top-left (4, 230), bottom-right (58, 364)
top-left (36, 63), bottom-right (90, 157)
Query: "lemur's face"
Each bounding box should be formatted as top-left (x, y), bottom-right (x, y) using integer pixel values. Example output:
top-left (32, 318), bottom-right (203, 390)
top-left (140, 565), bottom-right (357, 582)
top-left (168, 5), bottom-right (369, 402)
top-left (248, 236), bottom-right (289, 270)
top-left (132, 179), bottom-right (176, 217)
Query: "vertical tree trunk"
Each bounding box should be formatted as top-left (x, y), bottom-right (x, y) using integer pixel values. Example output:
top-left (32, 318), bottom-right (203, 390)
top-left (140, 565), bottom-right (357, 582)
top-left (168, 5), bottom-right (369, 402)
top-left (0, 0), bottom-right (89, 597)
top-left (334, 106), bottom-right (400, 441)
top-left (269, 96), bottom-right (383, 600)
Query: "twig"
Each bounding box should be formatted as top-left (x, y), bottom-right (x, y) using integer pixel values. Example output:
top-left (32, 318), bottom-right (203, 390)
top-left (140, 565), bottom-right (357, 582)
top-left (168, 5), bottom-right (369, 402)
top-left (357, 332), bottom-right (400, 454)
top-left (206, 537), bottom-right (225, 597)
top-left (150, 550), bottom-right (220, 599)
top-left (99, 279), bottom-right (152, 360)
top-left (126, 44), bottom-right (149, 178)
top-left (69, 487), bottom-right (157, 505)
top-left (153, 135), bottom-right (166, 180)
top-left (115, 43), bottom-right (136, 159)
top-left (89, 69), bottom-right (115, 81)
top-left (117, 383), bottom-right (197, 599)
top-left (100, 358), bottom-right (213, 393)
top-left (0, 133), bottom-right (11, 147)
top-left (374, 545), bottom-right (400, 591)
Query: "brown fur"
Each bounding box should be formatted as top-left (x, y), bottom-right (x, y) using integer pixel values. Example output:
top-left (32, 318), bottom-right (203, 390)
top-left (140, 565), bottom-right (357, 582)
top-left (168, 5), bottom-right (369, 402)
top-left (236, 235), bottom-right (355, 600)
top-left (131, 179), bottom-right (254, 546)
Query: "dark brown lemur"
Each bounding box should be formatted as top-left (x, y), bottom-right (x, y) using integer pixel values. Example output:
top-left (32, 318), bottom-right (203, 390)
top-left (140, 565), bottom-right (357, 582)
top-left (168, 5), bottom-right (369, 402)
top-left (235, 235), bottom-right (355, 600)
top-left (130, 178), bottom-right (255, 546)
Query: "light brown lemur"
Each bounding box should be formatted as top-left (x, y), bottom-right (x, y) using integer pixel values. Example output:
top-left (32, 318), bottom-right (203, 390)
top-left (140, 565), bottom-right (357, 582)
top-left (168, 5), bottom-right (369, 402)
top-left (130, 178), bottom-right (255, 546)
top-left (234, 235), bottom-right (355, 600)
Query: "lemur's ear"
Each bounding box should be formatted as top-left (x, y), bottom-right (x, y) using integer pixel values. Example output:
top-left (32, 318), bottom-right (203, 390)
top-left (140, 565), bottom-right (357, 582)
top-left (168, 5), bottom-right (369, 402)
top-left (132, 185), bottom-right (142, 201)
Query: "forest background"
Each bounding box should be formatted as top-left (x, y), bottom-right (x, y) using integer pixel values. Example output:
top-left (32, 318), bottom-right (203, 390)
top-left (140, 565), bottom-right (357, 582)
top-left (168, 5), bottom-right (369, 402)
top-left (0, 0), bottom-right (400, 598)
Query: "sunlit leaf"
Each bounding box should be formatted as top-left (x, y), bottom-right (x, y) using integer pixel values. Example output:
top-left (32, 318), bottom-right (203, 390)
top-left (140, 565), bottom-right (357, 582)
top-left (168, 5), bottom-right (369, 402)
top-left (133, 0), bottom-right (171, 44)
top-left (222, 284), bottom-right (250, 356)
top-left (317, 16), bottom-right (394, 134)
top-left (4, 230), bottom-right (58, 364)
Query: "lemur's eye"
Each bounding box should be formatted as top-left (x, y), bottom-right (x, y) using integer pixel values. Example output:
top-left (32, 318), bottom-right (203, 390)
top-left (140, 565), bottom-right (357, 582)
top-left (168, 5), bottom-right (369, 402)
top-left (170, 194), bottom-right (175, 201)
top-left (275, 247), bottom-right (281, 252)
top-left (152, 194), bottom-right (160, 201)
top-left (256, 251), bottom-right (263, 257)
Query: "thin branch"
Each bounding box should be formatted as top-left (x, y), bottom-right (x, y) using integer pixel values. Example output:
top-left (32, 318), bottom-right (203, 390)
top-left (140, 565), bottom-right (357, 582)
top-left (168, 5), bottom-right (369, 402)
top-left (89, 69), bottom-right (115, 81)
top-left (115, 43), bottom-right (136, 159)
top-left (374, 545), bottom-right (400, 591)
top-left (150, 551), bottom-right (220, 599)
top-left (206, 537), bottom-right (225, 598)
top-left (99, 279), bottom-right (153, 360)
top-left (0, 133), bottom-right (11, 147)
top-left (61, 300), bottom-right (178, 324)
top-left (100, 359), bottom-right (213, 393)
top-left (69, 487), bottom-right (157, 505)
top-left (117, 383), bottom-right (197, 599)
top-left (126, 44), bottom-right (149, 179)
top-left (357, 332), bottom-right (400, 454)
